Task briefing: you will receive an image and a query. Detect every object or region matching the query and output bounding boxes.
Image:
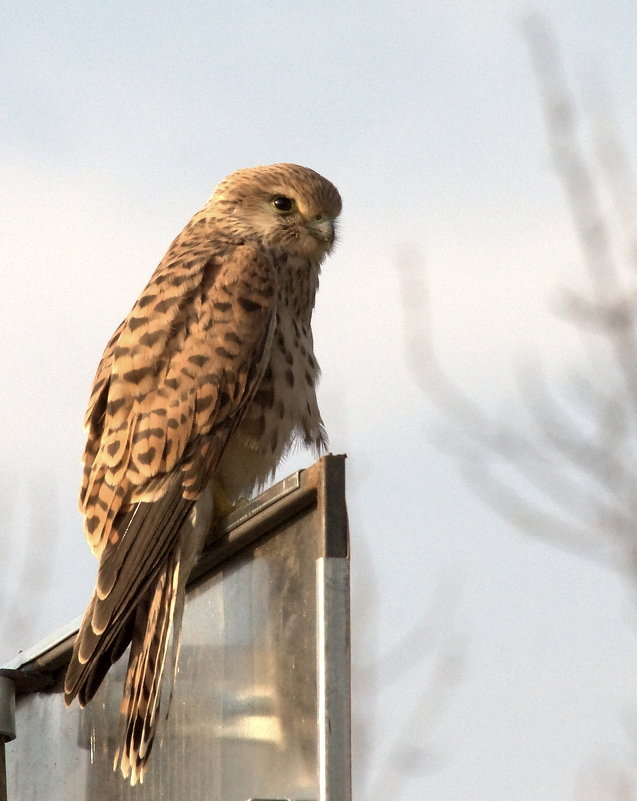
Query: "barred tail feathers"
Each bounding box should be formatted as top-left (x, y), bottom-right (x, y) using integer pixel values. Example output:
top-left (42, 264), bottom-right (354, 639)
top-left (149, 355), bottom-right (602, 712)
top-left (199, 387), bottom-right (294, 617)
top-left (114, 494), bottom-right (211, 785)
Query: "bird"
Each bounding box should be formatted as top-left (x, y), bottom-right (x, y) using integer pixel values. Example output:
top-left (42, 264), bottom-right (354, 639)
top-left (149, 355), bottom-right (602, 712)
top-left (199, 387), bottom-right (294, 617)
top-left (63, 163), bottom-right (342, 785)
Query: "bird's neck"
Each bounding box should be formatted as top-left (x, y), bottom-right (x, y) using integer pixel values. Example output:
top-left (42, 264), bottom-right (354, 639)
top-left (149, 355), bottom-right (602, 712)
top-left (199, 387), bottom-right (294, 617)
top-left (277, 253), bottom-right (321, 327)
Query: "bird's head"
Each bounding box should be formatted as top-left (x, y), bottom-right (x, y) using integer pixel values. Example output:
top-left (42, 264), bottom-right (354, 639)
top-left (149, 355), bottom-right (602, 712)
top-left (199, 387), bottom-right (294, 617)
top-left (208, 163), bottom-right (342, 261)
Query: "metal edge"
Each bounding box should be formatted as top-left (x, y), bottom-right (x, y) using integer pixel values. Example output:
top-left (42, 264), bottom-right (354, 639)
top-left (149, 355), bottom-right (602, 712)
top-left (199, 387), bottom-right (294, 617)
top-left (215, 471), bottom-right (302, 535)
top-left (316, 557), bottom-right (352, 801)
top-left (316, 454), bottom-right (349, 558)
top-left (0, 741), bottom-right (6, 801)
top-left (2, 617), bottom-right (82, 674)
top-left (0, 677), bottom-right (15, 742)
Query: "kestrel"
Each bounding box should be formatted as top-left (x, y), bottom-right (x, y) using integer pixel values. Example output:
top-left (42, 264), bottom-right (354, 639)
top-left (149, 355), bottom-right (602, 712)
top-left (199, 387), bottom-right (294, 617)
top-left (64, 164), bottom-right (342, 784)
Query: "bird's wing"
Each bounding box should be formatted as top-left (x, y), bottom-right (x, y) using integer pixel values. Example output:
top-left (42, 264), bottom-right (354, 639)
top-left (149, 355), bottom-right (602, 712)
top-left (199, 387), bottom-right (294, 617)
top-left (80, 211), bottom-right (277, 557)
top-left (65, 212), bottom-right (277, 705)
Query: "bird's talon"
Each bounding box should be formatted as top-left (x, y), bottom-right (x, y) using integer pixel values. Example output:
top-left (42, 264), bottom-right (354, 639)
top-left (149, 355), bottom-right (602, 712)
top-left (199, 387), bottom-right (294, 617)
top-left (213, 487), bottom-right (248, 519)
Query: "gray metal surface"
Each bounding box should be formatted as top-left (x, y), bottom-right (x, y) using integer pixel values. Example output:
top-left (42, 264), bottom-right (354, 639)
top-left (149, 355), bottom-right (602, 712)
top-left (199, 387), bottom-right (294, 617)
top-left (0, 677), bottom-right (15, 742)
top-left (4, 455), bottom-right (350, 801)
top-left (1, 745), bottom-right (6, 801)
top-left (317, 559), bottom-right (352, 801)
top-left (0, 674), bottom-right (15, 801)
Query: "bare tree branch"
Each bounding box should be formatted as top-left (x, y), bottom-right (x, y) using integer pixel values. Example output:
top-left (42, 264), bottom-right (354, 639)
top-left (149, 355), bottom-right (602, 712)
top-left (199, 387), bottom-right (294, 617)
top-left (397, 14), bottom-right (637, 582)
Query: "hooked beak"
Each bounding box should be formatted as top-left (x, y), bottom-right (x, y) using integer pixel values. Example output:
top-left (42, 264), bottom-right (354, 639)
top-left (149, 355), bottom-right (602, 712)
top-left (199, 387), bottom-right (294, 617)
top-left (306, 216), bottom-right (335, 246)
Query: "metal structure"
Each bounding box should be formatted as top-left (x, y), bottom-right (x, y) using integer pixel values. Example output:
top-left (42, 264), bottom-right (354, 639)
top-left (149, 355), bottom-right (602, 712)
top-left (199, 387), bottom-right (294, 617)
top-left (2, 455), bottom-right (350, 801)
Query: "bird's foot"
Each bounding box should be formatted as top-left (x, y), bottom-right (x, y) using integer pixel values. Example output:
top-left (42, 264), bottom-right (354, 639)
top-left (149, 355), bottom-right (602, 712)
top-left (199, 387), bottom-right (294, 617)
top-left (213, 486), bottom-right (249, 519)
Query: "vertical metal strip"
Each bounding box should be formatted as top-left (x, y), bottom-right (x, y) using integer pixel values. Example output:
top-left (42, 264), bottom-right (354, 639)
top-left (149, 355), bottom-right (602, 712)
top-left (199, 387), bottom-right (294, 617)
top-left (317, 557), bottom-right (352, 801)
top-left (0, 673), bottom-right (16, 801)
top-left (0, 743), bottom-right (7, 801)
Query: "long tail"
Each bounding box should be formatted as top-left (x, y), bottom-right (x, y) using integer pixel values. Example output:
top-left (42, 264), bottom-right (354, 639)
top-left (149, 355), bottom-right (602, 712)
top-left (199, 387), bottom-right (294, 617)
top-left (114, 492), bottom-right (212, 785)
top-left (114, 545), bottom-right (181, 785)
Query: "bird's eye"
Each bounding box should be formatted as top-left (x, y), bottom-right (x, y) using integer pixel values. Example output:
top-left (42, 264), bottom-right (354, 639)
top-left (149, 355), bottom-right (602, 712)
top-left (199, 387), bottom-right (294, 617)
top-left (271, 195), bottom-right (294, 213)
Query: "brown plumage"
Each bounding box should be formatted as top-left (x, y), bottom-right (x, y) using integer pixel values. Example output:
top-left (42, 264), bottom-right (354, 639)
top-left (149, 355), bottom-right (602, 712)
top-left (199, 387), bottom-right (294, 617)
top-left (64, 163), bottom-right (342, 784)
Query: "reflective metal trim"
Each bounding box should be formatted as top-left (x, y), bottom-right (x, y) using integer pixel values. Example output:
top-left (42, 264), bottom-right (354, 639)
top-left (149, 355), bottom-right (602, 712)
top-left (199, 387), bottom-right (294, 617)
top-left (317, 558), bottom-right (352, 801)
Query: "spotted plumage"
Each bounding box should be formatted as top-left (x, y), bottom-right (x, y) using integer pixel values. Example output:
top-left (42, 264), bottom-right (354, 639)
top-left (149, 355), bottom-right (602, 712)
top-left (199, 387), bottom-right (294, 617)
top-left (64, 163), bottom-right (342, 784)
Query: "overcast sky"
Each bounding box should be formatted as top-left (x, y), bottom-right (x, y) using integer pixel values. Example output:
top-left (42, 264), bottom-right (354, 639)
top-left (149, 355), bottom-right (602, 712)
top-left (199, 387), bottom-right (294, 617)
top-left (3, 2), bottom-right (637, 799)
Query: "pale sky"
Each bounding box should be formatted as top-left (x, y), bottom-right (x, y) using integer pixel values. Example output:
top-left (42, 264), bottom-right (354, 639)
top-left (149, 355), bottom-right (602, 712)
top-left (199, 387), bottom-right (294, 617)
top-left (3, 2), bottom-right (637, 799)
